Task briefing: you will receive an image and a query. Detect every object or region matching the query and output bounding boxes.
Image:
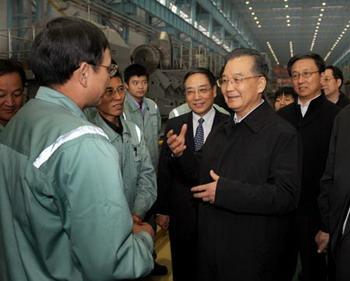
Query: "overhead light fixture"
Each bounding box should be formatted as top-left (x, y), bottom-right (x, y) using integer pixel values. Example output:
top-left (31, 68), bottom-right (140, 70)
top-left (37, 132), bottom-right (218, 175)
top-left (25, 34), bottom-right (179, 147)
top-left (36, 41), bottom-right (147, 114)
top-left (322, 2), bottom-right (326, 6)
top-left (286, 15), bottom-right (290, 18)
top-left (251, 12), bottom-right (255, 15)
top-left (266, 41), bottom-right (280, 64)
top-left (285, 4), bottom-right (289, 8)
top-left (245, 1), bottom-right (250, 4)
top-left (249, 6), bottom-right (253, 10)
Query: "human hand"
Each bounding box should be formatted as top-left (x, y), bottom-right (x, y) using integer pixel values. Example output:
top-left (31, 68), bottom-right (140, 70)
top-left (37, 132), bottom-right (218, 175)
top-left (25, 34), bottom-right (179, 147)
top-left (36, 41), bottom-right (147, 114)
top-left (156, 214), bottom-right (170, 230)
top-left (191, 170), bottom-right (219, 204)
top-left (167, 124), bottom-right (187, 157)
top-left (315, 230), bottom-right (329, 253)
top-left (133, 222), bottom-right (155, 240)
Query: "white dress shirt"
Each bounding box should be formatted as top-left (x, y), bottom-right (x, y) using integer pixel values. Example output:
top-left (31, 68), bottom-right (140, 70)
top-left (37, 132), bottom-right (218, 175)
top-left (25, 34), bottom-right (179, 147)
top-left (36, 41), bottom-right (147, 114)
top-left (298, 93), bottom-right (321, 117)
top-left (192, 106), bottom-right (215, 143)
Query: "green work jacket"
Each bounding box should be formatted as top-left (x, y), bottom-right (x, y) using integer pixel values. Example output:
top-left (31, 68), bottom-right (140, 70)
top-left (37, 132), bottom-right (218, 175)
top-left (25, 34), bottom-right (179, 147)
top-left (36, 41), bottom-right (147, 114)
top-left (0, 86), bottom-right (153, 281)
top-left (86, 110), bottom-right (157, 218)
top-left (123, 92), bottom-right (161, 169)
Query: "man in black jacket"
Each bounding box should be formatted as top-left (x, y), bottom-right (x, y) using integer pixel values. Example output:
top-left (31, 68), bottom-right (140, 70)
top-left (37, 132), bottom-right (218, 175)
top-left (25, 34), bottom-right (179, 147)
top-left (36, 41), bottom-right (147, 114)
top-left (319, 106), bottom-right (350, 281)
top-left (278, 53), bottom-right (340, 281)
top-left (321, 65), bottom-right (350, 108)
top-left (167, 48), bottom-right (301, 281)
top-left (156, 68), bottom-right (228, 281)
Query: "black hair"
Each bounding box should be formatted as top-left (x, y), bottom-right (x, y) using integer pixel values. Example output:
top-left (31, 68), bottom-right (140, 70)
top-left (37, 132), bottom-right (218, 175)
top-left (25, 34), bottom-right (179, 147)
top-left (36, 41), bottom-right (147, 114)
top-left (274, 87), bottom-right (297, 101)
top-left (0, 59), bottom-right (26, 87)
top-left (287, 52), bottom-right (325, 76)
top-left (223, 48), bottom-right (269, 79)
top-left (183, 67), bottom-right (216, 87)
top-left (29, 17), bottom-right (110, 86)
top-left (325, 65), bottom-right (343, 87)
top-left (124, 64), bottom-right (149, 84)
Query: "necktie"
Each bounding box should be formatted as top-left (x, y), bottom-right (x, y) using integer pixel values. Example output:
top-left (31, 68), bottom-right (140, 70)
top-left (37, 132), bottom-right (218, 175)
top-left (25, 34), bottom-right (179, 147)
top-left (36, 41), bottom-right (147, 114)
top-left (194, 118), bottom-right (204, 151)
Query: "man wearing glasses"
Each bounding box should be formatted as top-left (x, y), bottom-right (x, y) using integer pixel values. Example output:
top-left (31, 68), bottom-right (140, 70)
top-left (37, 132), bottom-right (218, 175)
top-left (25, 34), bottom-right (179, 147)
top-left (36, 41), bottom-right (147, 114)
top-left (321, 65), bottom-right (350, 108)
top-left (86, 69), bottom-right (157, 233)
top-left (167, 48), bottom-right (301, 281)
top-left (278, 53), bottom-right (340, 281)
top-left (0, 17), bottom-right (154, 281)
top-left (155, 67), bottom-right (228, 281)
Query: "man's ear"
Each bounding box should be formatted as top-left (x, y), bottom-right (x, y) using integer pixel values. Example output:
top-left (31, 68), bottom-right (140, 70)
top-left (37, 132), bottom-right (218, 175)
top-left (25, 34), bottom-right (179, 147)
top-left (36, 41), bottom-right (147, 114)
top-left (257, 76), bottom-right (267, 94)
top-left (336, 79), bottom-right (342, 89)
top-left (213, 85), bottom-right (217, 98)
top-left (124, 82), bottom-right (129, 91)
top-left (79, 63), bottom-right (89, 88)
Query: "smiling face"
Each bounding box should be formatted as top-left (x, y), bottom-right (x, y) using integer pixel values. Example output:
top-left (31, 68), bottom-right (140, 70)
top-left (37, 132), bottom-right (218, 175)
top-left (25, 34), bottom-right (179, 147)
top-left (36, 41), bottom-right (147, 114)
top-left (220, 55), bottom-right (266, 118)
top-left (0, 72), bottom-right (24, 126)
top-left (290, 58), bottom-right (322, 103)
top-left (97, 76), bottom-right (125, 123)
top-left (184, 73), bottom-right (216, 116)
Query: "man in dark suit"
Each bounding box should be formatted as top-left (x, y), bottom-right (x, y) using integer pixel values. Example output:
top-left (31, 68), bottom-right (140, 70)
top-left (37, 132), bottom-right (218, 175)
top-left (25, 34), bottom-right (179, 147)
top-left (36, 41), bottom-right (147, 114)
top-left (167, 48), bottom-right (301, 281)
top-left (319, 106), bottom-right (350, 281)
top-left (278, 53), bottom-right (340, 281)
top-left (321, 65), bottom-right (350, 108)
top-left (155, 68), bottom-right (228, 281)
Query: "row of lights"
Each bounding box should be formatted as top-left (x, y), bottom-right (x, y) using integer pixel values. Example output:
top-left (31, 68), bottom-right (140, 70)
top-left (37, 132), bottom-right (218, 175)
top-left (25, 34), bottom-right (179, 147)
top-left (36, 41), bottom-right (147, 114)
top-left (310, 3), bottom-right (326, 51)
top-left (289, 41), bottom-right (294, 57)
top-left (284, 0), bottom-right (289, 9)
top-left (267, 41), bottom-right (280, 65)
top-left (245, 1), bottom-right (261, 28)
top-left (325, 20), bottom-right (350, 61)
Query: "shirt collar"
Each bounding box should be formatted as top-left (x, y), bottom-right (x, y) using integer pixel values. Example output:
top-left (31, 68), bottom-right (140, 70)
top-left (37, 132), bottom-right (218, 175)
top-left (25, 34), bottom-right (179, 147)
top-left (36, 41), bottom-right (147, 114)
top-left (126, 91), bottom-right (147, 112)
top-left (297, 93), bottom-right (321, 108)
top-left (192, 106), bottom-right (215, 124)
top-left (234, 99), bottom-right (264, 124)
top-left (35, 86), bottom-right (87, 120)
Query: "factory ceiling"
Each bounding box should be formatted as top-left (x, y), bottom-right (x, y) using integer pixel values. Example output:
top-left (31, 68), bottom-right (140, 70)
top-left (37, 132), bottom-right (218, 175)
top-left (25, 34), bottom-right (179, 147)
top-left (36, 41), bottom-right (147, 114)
top-left (231, 0), bottom-right (350, 67)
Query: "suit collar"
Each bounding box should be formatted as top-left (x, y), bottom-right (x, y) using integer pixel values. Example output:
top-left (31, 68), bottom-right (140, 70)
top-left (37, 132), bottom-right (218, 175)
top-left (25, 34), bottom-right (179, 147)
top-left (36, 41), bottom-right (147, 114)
top-left (224, 102), bottom-right (273, 135)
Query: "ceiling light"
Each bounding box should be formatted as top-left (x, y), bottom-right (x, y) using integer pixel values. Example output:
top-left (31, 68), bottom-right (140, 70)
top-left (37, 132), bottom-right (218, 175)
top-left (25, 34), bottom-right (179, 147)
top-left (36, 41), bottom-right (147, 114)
top-left (321, 8), bottom-right (324, 12)
top-left (287, 19), bottom-right (290, 23)
top-left (317, 22), bottom-right (320, 25)
top-left (245, 1), bottom-right (250, 4)
top-left (286, 15), bottom-right (290, 18)
top-left (256, 21), bottom-right (260, 24)
top-left (258, 25), bottom-right (262, 28)
top-left (285, 4), bottom-right (289, 8)
top-left (318, 18), bottom-right (322, 21)
top-left (251, 12), bottom-right (255, 15)
top-left (249, 7), bottom-right (253, 10)
top-left (287, 23), bottom-right (291, 27)
top-left (322, 2), bottom-right (326, 6)
top-left (320, 14), bottom-right (323, 17)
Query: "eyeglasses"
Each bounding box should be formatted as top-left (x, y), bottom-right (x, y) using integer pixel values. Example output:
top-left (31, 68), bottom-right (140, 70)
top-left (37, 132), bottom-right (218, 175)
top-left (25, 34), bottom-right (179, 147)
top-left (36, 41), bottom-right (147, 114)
top-left (217, 75), bottom-right (263, 88)
top-left (104, 85), bottom-right (125, 97)
top-left (322, 77), bottom-right (336, 83)
top-left (93, 63), bottom-right (119, 77)
top-left (184, 86), bottom-right (212, 96)
top-left (291, 70), bottom-right (319, 80)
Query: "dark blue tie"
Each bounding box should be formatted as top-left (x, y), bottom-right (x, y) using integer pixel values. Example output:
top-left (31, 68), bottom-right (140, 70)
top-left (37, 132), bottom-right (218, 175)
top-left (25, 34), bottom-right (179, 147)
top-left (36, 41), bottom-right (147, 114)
top-left (194, 118), bottom-right (204, 151)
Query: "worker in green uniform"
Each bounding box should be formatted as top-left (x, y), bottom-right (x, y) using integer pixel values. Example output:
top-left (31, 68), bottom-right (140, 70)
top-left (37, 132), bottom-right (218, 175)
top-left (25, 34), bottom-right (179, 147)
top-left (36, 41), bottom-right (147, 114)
top-left (86, 70), bottom-right (157, 222)
top-left (0, 17), bottom-right (154, 281)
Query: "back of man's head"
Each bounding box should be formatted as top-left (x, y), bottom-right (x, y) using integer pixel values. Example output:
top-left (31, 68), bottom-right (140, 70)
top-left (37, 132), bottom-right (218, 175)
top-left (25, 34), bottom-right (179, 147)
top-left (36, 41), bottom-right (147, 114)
top-left (30, 17), bottom-right (109, 87)
top-left (0, 59), bottom-right (26, 87)
top-left (124, 64), bottom-right (149, 84)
